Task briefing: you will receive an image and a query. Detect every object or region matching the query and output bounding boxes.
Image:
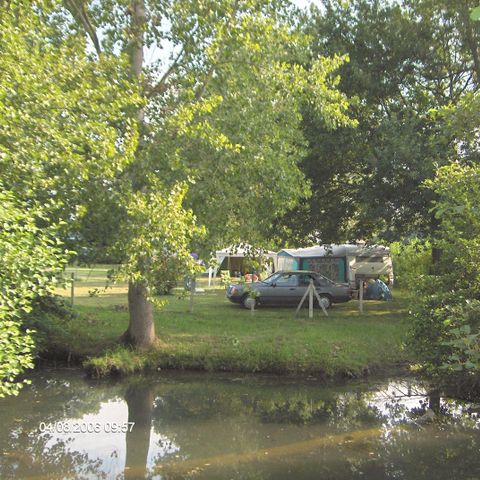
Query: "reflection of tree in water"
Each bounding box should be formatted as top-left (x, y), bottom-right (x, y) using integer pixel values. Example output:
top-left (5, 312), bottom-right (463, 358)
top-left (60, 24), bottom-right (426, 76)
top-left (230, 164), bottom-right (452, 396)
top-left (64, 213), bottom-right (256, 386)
top-left (2, 372), bottom-right (480, 480)
top-left (0, 432), bottom-right (106, 480)
top-left (149, 379), bottom-right (480, 480)
top-left (0, 370), bottom-right (123, 479)
top-left (124, 383), bottom-right (154, 480)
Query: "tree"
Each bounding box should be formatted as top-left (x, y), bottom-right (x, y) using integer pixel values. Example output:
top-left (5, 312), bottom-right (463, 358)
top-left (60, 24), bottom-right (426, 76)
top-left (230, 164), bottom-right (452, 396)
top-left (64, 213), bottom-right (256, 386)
top-left (279, 0), bottom-right (480, 244)
top-left (406, 3), bottom-right (480, 380)
top-left (0, 0), bottom-right (140, 391)
top-left (60, 0), bottom-right (354, 348)
top-left (408, 91), bottom-right (480, 378)
top-left (0, 191), bottom-right (68, 397)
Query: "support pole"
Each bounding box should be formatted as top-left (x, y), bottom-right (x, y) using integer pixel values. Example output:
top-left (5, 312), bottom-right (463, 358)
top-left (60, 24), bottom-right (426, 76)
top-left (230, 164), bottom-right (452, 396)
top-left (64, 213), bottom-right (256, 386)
top-left (308, 282), bottom-right (313, 318)
top-left (70, 272), bottom-right (75, 307)
top-left (295, 280), bottom-right (328, 317)
top-left (312, 285), bottom-right (328, 316)
top-left (359, 279), bottom-right (364, 314)
top-left (189, 276), bottom-right (195, 314)
top-left (295, 285), bottom-right (311, 316)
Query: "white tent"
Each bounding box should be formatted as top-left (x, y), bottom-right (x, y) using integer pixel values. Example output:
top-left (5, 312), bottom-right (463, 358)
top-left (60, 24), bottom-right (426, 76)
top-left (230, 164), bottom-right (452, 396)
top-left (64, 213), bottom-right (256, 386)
top-left (209, 244), bottom-right (277, 286)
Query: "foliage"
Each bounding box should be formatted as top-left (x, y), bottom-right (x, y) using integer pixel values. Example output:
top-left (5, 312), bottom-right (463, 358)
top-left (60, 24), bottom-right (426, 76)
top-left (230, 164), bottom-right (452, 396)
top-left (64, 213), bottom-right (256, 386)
top-left (390, 239), bottom-right (432, 289)
top-left (0, 0), bottom-right (142, 391)
top-left (442, 321), bottom-right (480, 374)
top-left (136, 1), bottom-right (355, 251)
top-left (0, 190), bottom-right (68, 397)
top-left (62, 0), bottom-right (355, 252)
top-left (279, 0), bottom-right (480, 244)
top-left (113, 182), bottom-right (205, 302)
top-left (220, 271), bottom-right (232, 287)
top-left (407, 5), bottom-right (480, 379)
top-left (408, 159), bottom-right (480, 376)
top-left (0, 0), bottom-right (140, 248)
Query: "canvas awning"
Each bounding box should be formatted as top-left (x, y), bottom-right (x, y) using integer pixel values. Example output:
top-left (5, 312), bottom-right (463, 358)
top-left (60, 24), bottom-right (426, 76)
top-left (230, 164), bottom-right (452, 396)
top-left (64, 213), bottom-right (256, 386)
top-left (215, 244), bottom-right (277, 265)
top-left (209, 244), bottom-right (277, 286)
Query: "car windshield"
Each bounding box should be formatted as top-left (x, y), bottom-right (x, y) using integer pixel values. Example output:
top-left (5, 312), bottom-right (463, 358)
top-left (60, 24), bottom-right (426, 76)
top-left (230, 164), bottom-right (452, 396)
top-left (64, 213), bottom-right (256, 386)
top-left (261, 272), bottom-right (282, 285)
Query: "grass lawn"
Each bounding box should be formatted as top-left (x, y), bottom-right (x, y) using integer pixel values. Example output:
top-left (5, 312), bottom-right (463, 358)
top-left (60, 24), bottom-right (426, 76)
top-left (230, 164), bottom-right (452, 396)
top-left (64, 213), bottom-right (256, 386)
top-left (52, 268), bottom-right (414, 378)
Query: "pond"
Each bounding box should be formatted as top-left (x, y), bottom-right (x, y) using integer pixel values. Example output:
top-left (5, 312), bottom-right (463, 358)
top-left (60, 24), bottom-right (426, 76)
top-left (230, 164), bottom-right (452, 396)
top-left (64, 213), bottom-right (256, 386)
top-left (1, 369), bottom-right (480, 479)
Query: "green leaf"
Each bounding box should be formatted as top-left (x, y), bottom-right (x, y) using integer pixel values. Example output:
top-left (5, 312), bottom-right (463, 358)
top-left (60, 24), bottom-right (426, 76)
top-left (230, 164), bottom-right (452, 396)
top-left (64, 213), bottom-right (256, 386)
top-left (470, 6), bottom-right (480, 21)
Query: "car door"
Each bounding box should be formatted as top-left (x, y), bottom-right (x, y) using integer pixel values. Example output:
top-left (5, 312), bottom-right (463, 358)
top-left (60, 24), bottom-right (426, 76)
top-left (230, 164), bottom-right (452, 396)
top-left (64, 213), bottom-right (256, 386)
top-left (269, 272), bottom-right (300, 305)
top-left (313, 273), bottom-right (347, 302)
top-left (296, 273), bottom-right (313, 304)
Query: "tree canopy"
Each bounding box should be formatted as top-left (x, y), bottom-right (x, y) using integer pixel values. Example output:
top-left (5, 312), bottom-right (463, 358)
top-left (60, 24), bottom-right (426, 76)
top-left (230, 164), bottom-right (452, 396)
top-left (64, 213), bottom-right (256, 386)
top-left (0, 0), bottom-right (140, 393)
top-left (1, 0), bottom-right (355, 389)
top-left (279, 0), bottom-right (480, 244)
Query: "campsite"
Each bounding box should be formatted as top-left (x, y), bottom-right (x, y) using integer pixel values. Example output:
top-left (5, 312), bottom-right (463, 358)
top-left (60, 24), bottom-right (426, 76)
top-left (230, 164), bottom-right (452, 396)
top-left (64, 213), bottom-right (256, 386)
top-left (2, 0), bottom-right (480, 478)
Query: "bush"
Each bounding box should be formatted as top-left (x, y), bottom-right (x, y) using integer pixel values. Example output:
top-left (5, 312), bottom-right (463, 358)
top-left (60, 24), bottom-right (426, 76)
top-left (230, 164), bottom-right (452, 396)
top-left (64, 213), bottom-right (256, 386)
top-left (408, 278), bottom-right (476, 366)
top-left (390, 239), bottom-right (432, 289)
top-left (408, 163), bottom-right (480, 381)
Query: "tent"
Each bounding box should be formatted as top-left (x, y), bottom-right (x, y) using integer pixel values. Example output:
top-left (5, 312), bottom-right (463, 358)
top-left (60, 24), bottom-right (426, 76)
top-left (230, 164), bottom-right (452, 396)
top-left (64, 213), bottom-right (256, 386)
top-left (277, 244), bottom-right (393, 287)
top-left (365, 279), bottom-right (393, 301)
top-left (209, 245), bottom-right (277, 286)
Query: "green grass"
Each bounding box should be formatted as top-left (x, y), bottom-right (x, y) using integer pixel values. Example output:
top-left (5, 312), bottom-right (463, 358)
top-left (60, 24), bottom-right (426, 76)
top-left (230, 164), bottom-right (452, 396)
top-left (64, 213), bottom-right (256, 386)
top-left (49, 269), bottom-right (414, 378)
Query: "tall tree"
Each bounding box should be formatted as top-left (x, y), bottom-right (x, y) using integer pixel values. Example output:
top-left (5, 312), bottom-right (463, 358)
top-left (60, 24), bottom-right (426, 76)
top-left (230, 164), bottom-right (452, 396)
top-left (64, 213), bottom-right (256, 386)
top-left (279, 0), bottom-right (480, 244)
top-left (0, 0), bottom-right (141, 393)
top-left (60, 0), bottom-right (354, 348)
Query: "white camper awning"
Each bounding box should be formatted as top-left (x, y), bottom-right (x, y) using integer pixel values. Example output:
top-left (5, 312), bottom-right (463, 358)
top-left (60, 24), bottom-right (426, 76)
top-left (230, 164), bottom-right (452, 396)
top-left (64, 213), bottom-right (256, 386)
top-left (215, 244), bottom-right (277, 266)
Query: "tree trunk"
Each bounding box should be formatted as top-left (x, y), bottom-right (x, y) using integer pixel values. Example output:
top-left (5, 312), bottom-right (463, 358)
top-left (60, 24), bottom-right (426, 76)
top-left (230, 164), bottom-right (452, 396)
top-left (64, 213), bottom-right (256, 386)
top-left (430, 246), bottom-right (442, 275)
top-left (124, 384), bottom-right (155, 479)
top-left (123, 281), bottom-right (156, 349)
top-left (122, 0), bottom-right (155, 350)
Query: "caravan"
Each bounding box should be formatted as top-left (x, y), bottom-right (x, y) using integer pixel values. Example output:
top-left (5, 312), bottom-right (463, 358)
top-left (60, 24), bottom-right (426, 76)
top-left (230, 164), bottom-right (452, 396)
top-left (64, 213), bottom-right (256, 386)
top-left (276, 244), bottom-right (393, 289)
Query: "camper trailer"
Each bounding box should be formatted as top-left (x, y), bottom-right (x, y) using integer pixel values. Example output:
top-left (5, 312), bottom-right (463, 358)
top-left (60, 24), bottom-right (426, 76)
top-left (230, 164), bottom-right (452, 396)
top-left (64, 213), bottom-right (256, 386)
top-left (276, 244), bottom-right (393, 288)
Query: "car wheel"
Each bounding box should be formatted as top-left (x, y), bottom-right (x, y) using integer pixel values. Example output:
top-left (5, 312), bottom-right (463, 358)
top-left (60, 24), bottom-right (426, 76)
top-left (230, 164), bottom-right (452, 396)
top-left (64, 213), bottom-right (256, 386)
top-left (318, 295), bottom-right (332, 310)
top-left (242, 295), bottom-right (257, 309)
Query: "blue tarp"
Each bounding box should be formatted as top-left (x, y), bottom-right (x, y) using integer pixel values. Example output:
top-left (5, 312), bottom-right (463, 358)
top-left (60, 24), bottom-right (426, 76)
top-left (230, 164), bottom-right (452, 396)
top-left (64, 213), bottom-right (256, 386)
top-left (365, 279), bottom-right (393, 301)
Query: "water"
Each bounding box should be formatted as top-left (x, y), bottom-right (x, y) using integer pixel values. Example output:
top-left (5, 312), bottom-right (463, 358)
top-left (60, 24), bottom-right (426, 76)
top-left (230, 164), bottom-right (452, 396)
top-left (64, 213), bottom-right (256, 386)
top-left (1, 369), bottom-right (480, 479)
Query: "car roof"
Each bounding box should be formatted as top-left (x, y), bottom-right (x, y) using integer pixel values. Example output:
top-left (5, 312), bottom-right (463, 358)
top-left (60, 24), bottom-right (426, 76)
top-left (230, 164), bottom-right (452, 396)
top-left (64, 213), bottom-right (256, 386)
top-left (275, 270), bottom-right (319, 275)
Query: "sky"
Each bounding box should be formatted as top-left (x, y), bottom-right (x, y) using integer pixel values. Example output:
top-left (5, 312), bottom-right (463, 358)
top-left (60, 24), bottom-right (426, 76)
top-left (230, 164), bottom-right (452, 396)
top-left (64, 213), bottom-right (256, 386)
top-left (294, 0), bottom-right (320, 8)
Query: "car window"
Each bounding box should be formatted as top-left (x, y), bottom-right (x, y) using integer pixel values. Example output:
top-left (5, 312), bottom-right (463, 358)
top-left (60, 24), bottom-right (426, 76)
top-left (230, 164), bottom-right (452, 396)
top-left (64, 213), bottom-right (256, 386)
top-left (262, 273), bottom-right (281, 285)
top-left (315, 275), bottom-right (331, 287)
top-left (299, 274), bottom-right (315, 286)
top-left (275, 273), bottom-right (298, 286)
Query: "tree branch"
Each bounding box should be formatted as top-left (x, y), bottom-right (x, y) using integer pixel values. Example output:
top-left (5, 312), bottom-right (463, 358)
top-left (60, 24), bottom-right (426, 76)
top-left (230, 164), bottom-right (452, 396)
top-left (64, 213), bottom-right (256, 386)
top-left (64, 0), bottom-right (102, 56)
top-left (460, 0), bottom-right (480, 88)
top-left (193, 48), bottom-right (223, 102)
top-left (193, 0), bottom-right (240, 102)
top-left (146, 43), bottom-right (186, 98)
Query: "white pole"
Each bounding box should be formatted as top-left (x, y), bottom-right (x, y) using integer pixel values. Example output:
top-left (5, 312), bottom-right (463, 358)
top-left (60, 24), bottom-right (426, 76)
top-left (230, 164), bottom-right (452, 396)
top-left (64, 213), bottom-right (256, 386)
top-left (189, 276), bottom-right (195, 313)
top-left (295, 286), bottom-right (310, 316)
top-left (309, 280), bottom-right (313, 319)
top-left (208, 267), bottom-right (212, 287)
top-left (312, 287), bottom-right (328, 316)
top-left (70, 272), bottom-right (75, 307)
top-left (359, 279), bottom-right (364, 313)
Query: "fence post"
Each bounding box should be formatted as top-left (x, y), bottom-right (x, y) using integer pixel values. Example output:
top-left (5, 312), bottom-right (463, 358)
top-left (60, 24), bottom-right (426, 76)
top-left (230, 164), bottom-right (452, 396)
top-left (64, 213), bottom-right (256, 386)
top-left (189, 276), bottom-right (196, 314)
top-left (70, 272), bottom-right (75, 307)
top-left (359, 280), bottom-right (364, 313)
top-left (308, 280), bottom-right (314, 318)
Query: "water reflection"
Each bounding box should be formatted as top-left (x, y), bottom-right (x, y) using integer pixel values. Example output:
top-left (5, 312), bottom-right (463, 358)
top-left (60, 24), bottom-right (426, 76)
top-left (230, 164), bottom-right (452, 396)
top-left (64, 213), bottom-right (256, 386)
top-left (0, 370), bottom-right (480, 479)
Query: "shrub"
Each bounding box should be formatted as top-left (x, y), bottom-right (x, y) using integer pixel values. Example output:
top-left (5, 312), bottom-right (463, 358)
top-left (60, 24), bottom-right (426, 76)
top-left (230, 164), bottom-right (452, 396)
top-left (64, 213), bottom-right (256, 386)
top-left (390, 239), bottom-right (432, 289)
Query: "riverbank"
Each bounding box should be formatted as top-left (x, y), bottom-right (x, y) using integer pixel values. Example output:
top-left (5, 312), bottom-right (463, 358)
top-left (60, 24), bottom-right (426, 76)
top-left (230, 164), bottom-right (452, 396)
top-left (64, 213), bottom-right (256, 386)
top-left (42, 284), bottom-right (414, 378)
